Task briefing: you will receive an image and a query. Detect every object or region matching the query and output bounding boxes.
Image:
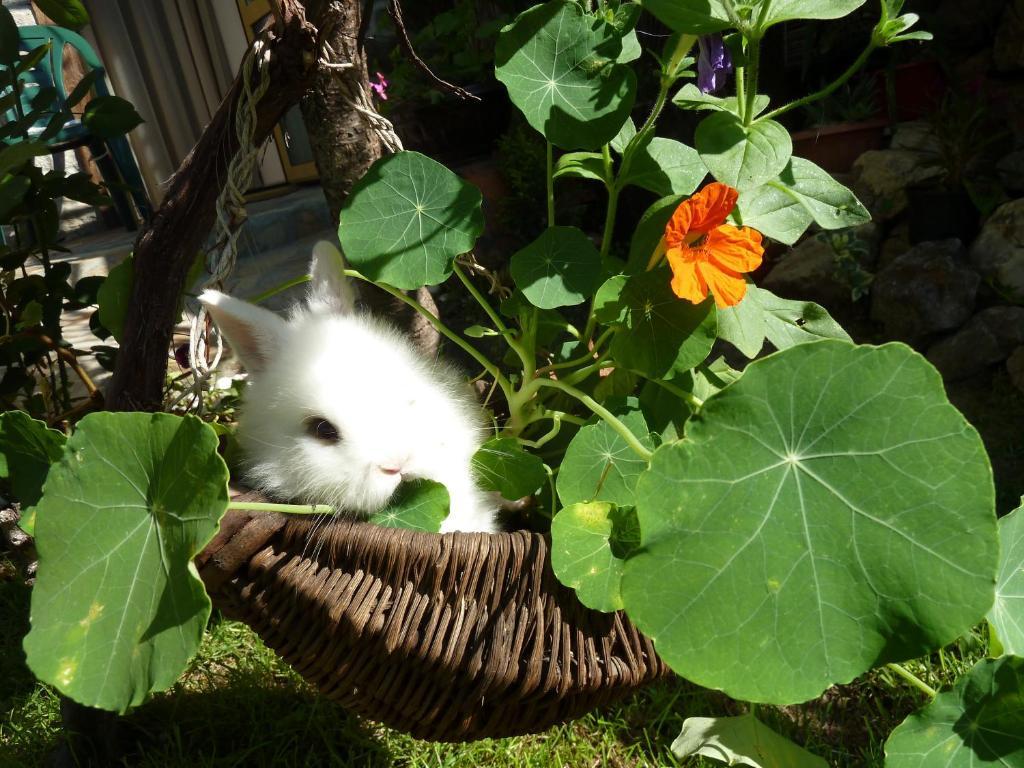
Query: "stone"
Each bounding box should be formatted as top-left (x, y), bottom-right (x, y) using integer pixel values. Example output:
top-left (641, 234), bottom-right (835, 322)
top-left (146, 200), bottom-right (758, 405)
top-left (878, 222), bottom-right (911, 271)
top-left (997, 150), bottom-right (1024, 196)
top-left (851, 150), bottom-right (943, 222)
top-left (927, 307), bottom-right (1024, 380)
top-left (994, 0), bottom-right (1024, 72)
top-left (970, 198), bottom-right (1024, 303)
top-left (890, 121), bottom-right (941, 157)
top-left (1008, 346), bottom-right (1024, 394)
top-left (762, 222), bottom-right (879, 309)
top-left (870, 239), bottom-right (980, 344)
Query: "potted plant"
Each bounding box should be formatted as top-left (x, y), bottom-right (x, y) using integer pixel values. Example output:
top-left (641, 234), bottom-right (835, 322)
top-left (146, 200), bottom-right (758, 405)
top-left (791, 75), bottom-right (890, 173)
top-left (905, 93), bottom-right (1007, 244)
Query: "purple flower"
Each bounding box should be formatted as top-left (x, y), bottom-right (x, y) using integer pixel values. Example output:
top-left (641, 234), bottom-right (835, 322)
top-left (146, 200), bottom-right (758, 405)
top-left (697, 35), bottom-right (732, 94)
top-left (369, 71), bottom-right (389, 101)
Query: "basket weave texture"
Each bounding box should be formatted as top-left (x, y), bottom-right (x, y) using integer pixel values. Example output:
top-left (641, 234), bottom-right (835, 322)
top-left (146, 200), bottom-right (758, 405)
top-left (196, 507), bottom-right (670, 742)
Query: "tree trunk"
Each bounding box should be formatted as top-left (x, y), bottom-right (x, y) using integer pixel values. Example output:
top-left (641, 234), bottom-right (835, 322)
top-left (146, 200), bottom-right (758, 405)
top-left (299, 0), bottom-right (440, 355)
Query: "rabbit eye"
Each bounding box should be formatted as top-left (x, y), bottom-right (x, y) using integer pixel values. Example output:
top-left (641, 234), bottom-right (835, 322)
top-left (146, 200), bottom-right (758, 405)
top-left (305, 417), bottom-right (341, 444)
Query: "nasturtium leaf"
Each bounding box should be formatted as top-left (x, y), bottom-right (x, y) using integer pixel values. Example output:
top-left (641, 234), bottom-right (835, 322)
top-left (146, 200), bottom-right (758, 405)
top-left (97, 255), bottom-right (133, 343)
top-left (755, 0), bottom-right (867, 33)
top-left (550, 501), bottom-right (640, 612)
top-left (0, 410), bottom-right (66, 536)
top-left (672, 714), bottom-right (829, 768)
top-left (81, 96), bottom-right (144, 138)
top-left (716, 283), bottom-right (850, 358)
top-left (607, 267), bottom-right (716, 378)
top-left (511, 226), bottom-right (603, 309)
top-left (0, 141), bottom-right (50, 177)
top-left (0, 175), bottom-right (31, 221)
top-left (673, 83), bottom-right (770, 118)
top-left (338, 151), bottom-right (484, 290)
top-left (593, 274), bottom-right (628, 325)
top-left (553, 151), bottom-right (608, 184)
top-left (733, 182), bottom-right (813, 245)
top-left (884, 656), bottom-right (1024, 767)
top-left (0, 7), bottom-right (20, 65)
top-left (473, 437), bottom-right (547, 500)
top-left (641, 0), bottom-right (731, 34)
top-left (736, 159), bottom-right (869, 244)
top-left (622, 341), bottom-right (998, 704)
top-left (557, 407), bottom-right (653, 508)
top-left (495, 1), bottom-right (637, 150)
top-left (619, 137), bottom-right (706, 198)
top-left (626, 194), bottom-right (685, 273)
top-left (989, 502), bottom-right (1024, 656)
top-left (695, 112), bottom-right (792, 190)
top-left (369, 479), bottom-right (449, 532)
top-left (24, 412), bottom-right (228, 713)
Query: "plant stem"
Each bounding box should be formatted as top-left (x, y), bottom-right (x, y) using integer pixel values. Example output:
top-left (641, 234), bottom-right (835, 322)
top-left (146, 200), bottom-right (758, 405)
top-left (536, 327), bottom-right (615, 374)
top-left (453, 262), bottom-right (534, 375)
top-left (886, 662), bottom-right (938, 698)
top-left (647, 376), bottom-right (704, 412)
top-left (229, 501), bottom-right (335, 515)
top-left (760, 40), bottom-right (877, 123)
top-left (735, 64), bottom-right (747, 121)
top-left (743, 37), bottom-right (761, 127)
top-left (546, 141), bottom-right (556, 227)
top-left (342, 269), bottom-right (514, 402)
top-left (562, 359), bottom-right (613, 387)
top-left (534, 378), bottom-right (652, 460)
top-left (248, 273), bottom-right (310, 304)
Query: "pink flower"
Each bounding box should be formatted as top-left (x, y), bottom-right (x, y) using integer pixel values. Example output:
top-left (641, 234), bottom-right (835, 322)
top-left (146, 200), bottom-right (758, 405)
top-left (370, 72), bottom-right (388, 101)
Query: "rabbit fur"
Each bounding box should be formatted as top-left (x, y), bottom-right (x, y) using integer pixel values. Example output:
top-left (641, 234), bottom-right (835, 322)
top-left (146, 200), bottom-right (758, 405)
top-left (198, 242), bottom-right (498, 533)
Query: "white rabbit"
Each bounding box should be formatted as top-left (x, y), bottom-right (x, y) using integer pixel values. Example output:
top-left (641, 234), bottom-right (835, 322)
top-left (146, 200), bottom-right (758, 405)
top-left (198, 241), bottom-right (499, 533)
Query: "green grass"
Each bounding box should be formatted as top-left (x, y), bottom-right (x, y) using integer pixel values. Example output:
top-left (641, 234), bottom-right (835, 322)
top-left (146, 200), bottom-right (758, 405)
top-left (0, 575), bottom-right (985, 768)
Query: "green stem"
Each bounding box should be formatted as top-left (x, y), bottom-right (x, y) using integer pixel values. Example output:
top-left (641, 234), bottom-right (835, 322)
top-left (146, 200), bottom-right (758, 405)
top-left (248, 273), bottom-right (310, 304)
top-left (760, 40), bottom-right (877, 123)
top-left (537, 327), bottom-right (615, 374)
top-left (743, 37), bottom-right (761, 127)
top-left (647, 376), bottom-right (704, 412)
top-left (230, 501), bottom-right (335, 515)
top-left (562, 359), bottom-right (613, 387)
top-left (343, 269), bottom-right (514, 402)
top-left (546, 141), bottom-right (556, 227)
top-left (886, 663), bottom-right (937, 698)
top-left (534, 378), bottom-right (652, 460)
top-left (453, 263), bottom-right (534, 375)
top-left (735, 64), bottom-right (747, 121)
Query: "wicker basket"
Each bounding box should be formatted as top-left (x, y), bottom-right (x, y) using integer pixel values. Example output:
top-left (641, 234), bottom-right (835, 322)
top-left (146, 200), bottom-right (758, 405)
top-left (196, 507), bottom-right (670, 742)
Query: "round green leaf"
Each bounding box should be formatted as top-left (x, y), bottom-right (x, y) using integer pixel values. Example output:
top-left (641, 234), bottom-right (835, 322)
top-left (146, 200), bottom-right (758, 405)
top-left (338, 151), bottom-right (484, 290)
top-left (884, 656), bottom-right (1024, 767)
top-left (608, 267), bottom-right (717, 379)
top-left (510, 226), bottom-right (603, 309)
top-left (620, 138), bottom-right (707, 198)
top-left (557, 408), bottom-right (654, 508)
top-left (0, 410), bottom-right (66, 536)
top-left (622, 341), bottom-right (998, 704)
top-left (81, 96), bottom-right (144, 139)
top-left (473, 437), bottom-right (547, 500)
top-left (626, 195), bottom-right (685, 273)
top-left (695, 112), bottom-right (792, 191)
top-left (640, 0), bottom-right (731, 34)
top-left (495, 1), bottom-right (637, 150)
top-left (989, 502), bottom-right (1024, 656)
top-left (24, 412), bottom-right (229, 713)
top-left (369, 479), bottom-right (449, 533)
top-left (550, 501), bottom-right (640, 612)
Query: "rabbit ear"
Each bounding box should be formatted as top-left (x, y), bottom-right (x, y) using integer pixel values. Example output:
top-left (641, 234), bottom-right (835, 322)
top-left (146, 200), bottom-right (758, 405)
top-left (199, 290), bottom-right (287, 374)
top-left (308, 240), bottom-right (357, 315)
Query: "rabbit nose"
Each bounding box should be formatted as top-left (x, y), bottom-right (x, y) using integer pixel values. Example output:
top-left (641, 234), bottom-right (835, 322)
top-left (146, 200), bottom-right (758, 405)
top-left (379, 465), bottom-right (402, 476)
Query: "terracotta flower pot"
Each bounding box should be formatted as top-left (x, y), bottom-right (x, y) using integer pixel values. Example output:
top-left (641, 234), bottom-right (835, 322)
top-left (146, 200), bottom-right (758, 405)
top-left (791, 117), bottom-right (889, 173)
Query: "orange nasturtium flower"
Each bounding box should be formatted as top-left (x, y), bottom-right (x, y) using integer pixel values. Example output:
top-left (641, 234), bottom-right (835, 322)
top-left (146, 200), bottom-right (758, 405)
top-left (655, 182), bottom-right (764, 308)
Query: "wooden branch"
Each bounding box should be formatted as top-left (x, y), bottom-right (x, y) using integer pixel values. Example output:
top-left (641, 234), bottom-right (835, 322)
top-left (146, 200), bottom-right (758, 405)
top-left (104, 2), bottom-right (319, 412)
top-left (387, 0), bottom-right (482, 102)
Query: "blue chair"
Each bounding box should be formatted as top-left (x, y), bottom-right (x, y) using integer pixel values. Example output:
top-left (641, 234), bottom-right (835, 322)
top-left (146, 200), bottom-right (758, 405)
top-left (6, 25), bottom-right (151, 230)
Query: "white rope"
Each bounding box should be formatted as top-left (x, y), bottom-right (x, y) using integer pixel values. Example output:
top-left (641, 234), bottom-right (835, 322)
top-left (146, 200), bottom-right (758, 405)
top-left (185, 39), bottom-right (272, 412)
top-left (181, 31), bottom-right (405, 412)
